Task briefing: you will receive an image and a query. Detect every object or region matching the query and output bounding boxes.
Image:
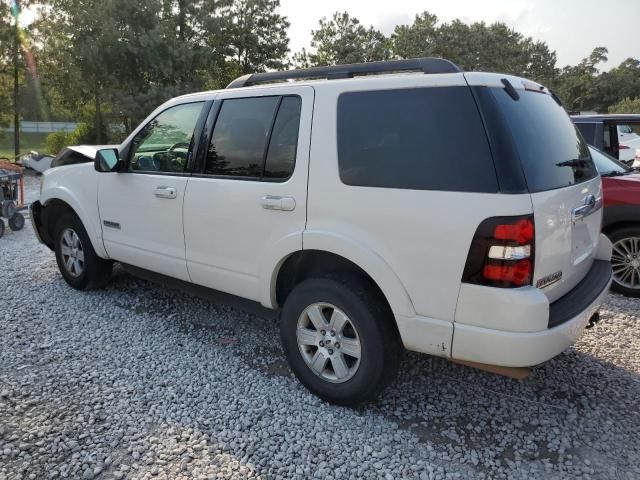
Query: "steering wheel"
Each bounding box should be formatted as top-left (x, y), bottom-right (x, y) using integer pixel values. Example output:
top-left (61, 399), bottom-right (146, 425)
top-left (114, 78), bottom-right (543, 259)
top-left (168, 142), bottom-right (191, 152)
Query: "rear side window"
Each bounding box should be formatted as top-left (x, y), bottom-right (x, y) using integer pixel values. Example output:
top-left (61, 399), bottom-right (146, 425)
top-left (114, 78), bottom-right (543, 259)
top-left (491, 89), bottom-right (597, 192)
top-left (575, 123), bottom-right (596, 146)
top-left (337, 87), bottom-right (498, 192)
top-left (206, 97), bottom-right (280, 177)
top-left (206, 95), bottom-right (301, 180)
top-left (264, 96), bottom-right (302, 180)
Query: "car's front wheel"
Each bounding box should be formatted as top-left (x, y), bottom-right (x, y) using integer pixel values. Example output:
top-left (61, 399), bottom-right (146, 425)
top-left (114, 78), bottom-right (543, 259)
top-left (280, 274), bottom-right (401, 405)
top-left (609, 226), bottom-right (640, 297)
top-left (54, 212), bottom-right (113, 290)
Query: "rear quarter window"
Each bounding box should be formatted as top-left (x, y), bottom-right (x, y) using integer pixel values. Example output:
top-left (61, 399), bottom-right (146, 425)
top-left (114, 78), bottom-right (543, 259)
top-left (337, 86), bottom-right (498, 193)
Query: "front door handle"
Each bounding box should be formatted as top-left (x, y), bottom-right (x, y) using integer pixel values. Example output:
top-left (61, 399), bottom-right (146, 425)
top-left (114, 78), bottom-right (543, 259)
top-left (261, 195), bottom-right (296, 211)
top-left (154, 186), bottom-right (177, 199)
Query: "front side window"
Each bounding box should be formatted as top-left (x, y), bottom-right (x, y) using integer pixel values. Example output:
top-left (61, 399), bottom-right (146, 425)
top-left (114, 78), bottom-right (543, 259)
top-left (129, 102), bottom-right (204, 173)
top-left (337, 87), bottom-right (498, 192)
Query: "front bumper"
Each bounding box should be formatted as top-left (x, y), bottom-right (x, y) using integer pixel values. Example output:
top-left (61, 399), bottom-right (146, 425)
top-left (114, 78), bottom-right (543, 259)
top-left (450, 260), bottom-right (612, 367)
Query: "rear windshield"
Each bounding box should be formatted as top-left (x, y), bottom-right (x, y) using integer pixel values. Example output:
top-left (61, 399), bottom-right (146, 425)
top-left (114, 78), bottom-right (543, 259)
top-left (492, 89), bottom-right (597, 193)
top-left (337, 86), bottom-right (498, 192)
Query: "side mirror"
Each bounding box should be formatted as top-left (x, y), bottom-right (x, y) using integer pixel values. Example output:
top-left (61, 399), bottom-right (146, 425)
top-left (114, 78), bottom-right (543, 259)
top-left (95, 148), bottom-right (121, 173)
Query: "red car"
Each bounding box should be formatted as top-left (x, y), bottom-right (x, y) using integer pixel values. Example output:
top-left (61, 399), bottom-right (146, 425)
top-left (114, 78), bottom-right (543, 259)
top-left (590, 145), bottom-right (640, 296)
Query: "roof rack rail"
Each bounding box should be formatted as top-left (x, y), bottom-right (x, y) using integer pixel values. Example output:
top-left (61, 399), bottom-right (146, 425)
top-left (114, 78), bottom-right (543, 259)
top-left (226, 57), bottom-right (462, 89)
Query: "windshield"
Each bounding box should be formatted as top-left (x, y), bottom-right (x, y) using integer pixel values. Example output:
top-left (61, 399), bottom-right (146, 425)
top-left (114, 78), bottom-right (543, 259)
top-left (589, 145), bottom-right (631, 176)
top-left (491, 89), bottom-right (598, 192)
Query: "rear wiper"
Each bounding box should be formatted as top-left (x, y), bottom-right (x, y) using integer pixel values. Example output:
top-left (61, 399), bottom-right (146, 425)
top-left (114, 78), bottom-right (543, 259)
top-left (556, 158), bottom-right (589, 168)
top-left (601, 171), bottom-right (625, 177)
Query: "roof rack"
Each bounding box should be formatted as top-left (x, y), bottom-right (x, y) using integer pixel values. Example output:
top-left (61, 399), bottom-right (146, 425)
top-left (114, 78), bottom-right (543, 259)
top-left (226, 57), bottom-right (462, 89)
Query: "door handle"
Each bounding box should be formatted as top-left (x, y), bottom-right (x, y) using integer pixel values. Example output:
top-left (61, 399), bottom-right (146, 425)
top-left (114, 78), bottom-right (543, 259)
top-left (572, 195), bottom-right (600, 223)
top-left (154, 186), bottom-right (177, 199)
top-left (261, 195), bottom-right (296, 211)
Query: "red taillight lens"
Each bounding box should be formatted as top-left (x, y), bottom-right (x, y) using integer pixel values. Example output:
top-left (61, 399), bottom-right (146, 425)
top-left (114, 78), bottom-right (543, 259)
top-left (462, 215), bottom-right (535, 288)
top-left (483, 260), bottom-right (532, 286)
top-left (493, 218), bottom-right (534, 245)
top-left (619, 145), bottom-right (630, 150)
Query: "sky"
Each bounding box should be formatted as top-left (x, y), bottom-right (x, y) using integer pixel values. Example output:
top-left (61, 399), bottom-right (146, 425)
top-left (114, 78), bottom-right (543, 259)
top-left (281, 0), bottom-right (640, 70)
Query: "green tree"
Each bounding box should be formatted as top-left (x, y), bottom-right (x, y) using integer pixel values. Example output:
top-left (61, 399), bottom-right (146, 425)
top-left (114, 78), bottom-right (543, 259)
top-left (609, 97), bottom-right (640, 114)
top-left (595, 58), bottom-right (640, 113)
top-left (392, 13), bottom-right (557, 85)
top-left (294, 12), bottom-right (390, 67)
top-left (555, 47), bottom-right (608, 112)
top-left (391, 12), bottom-right (438, 59)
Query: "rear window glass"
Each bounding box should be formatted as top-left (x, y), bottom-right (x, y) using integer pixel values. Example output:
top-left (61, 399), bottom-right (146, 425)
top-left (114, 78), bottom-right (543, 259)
top-left (492, 89), bottom-right (597, 192)
top-left (337, 87), bottom-right (498, 192)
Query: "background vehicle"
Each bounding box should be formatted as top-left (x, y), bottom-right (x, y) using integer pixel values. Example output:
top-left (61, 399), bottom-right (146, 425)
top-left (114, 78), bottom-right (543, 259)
top-left (572, 114), bottom-right (640, 165)
top-left (590, 145), bottom-right (640, 296)
top-left (31, 59), bottom-right (612, 404)
top-left (51, 145), bottom-right (115, 168)
top-left (21, 151), bottom-right (55, 173)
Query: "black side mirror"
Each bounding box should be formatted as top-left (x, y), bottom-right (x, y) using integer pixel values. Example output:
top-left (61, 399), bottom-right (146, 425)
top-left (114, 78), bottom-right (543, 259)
top-left (95, 148), bottom-right (121, 172)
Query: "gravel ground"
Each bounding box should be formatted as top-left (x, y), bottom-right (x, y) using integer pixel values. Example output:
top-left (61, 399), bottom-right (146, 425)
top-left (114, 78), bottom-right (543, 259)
top-left (1, 174), bottom-right (639, 479)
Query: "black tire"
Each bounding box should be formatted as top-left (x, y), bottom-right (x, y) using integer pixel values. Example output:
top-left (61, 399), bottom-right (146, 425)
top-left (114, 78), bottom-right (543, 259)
top-left (8, 212), bottom-right (25, 231)
top-left (280, 274), bottom-right (402, 405)
top-left (609, 227), bottom-right (640, 298)
top-left (1, 200), bottom-right (16, 219)
top-left (0, 220), bottom-right (4, 238)
top-left (54, 212), bottom-right (113, 290)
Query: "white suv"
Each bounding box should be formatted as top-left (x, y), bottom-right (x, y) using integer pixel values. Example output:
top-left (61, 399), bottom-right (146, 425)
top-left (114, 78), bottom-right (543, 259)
top-left (32, 58), bottom-right (613, 404)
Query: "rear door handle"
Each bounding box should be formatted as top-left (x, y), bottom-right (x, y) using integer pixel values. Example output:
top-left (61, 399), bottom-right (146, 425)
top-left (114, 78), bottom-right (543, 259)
top-left (261, 195), bottom-right (296, 211)
top-left (154, 186), bottom-right (177, 199)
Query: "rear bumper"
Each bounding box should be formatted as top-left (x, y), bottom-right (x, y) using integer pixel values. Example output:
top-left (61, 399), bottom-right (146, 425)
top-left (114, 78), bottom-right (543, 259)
top-left (450, 260), bottom-right (612, 367)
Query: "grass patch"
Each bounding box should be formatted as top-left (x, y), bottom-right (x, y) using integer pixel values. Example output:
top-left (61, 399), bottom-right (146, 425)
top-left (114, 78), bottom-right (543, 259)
top-left (0, 132), bottom-right (50, 160)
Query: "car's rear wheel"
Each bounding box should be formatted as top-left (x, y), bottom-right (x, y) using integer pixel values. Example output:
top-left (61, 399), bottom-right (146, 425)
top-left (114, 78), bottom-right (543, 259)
top-left (609, 227), bottom-right (640, 297)
top-left (280, 274), bottom-right (401, 405)
top-left (54, 212), bottom-right (113, 290)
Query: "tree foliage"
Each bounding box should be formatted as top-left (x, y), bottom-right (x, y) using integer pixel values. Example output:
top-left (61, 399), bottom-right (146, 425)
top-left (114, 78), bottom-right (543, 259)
top-left (293, 12), bottom-right (390, 67)
top-left (7, 4), bottom-right (640, 150)
top-left (609, 97), bottom-right (640, 114)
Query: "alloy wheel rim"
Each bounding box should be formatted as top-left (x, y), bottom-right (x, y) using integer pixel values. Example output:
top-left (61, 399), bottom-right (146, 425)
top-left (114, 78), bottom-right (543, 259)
top-left (60, 228), bottom-right (85, 277)
top-left (611, 237), bottom-right (640, 289)
top-left (296, 302), bottom-right (362, 383)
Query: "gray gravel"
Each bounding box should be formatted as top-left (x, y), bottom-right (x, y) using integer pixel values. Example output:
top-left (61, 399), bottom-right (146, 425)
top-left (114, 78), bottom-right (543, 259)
top-left (1, 174), bottom-right (639, 479)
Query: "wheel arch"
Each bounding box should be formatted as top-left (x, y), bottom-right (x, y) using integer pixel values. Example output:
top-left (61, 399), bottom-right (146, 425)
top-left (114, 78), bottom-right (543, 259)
top-left (266, 232), bottom-right (415, 318)
top-left (38, 191), bottom-right (107, 258)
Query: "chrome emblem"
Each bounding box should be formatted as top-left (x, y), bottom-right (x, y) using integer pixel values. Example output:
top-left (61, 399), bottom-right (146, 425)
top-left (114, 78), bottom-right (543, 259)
top-left (536, 271), bottom-right (562, 289)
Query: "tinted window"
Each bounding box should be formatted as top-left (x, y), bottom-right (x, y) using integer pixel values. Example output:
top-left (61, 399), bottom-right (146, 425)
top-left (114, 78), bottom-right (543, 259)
top-left (206, 97), bottom-right (280, 177)
top-left (575, 123), bottom-right (596, 146)
top-left (264, 97), bottom-right (302, 179)
top-left (337, 87), bottom-right (498, 192)
top-left (589, 146), bottom-right (630, 176)
top-left (492, 89), bottom-right (597, 192)
top-left (129, 102), bottom-right (204, 173)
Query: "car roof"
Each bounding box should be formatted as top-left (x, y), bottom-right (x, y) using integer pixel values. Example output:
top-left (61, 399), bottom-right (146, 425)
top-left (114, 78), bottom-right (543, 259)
top-left (571, 114), bottom-right (640, 123)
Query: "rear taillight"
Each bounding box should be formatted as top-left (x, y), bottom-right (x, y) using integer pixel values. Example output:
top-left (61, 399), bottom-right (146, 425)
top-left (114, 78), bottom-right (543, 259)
top-left (619, 145), bottom-right (630, 150)
top-left (462, 216), bottom-right (534, 288)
